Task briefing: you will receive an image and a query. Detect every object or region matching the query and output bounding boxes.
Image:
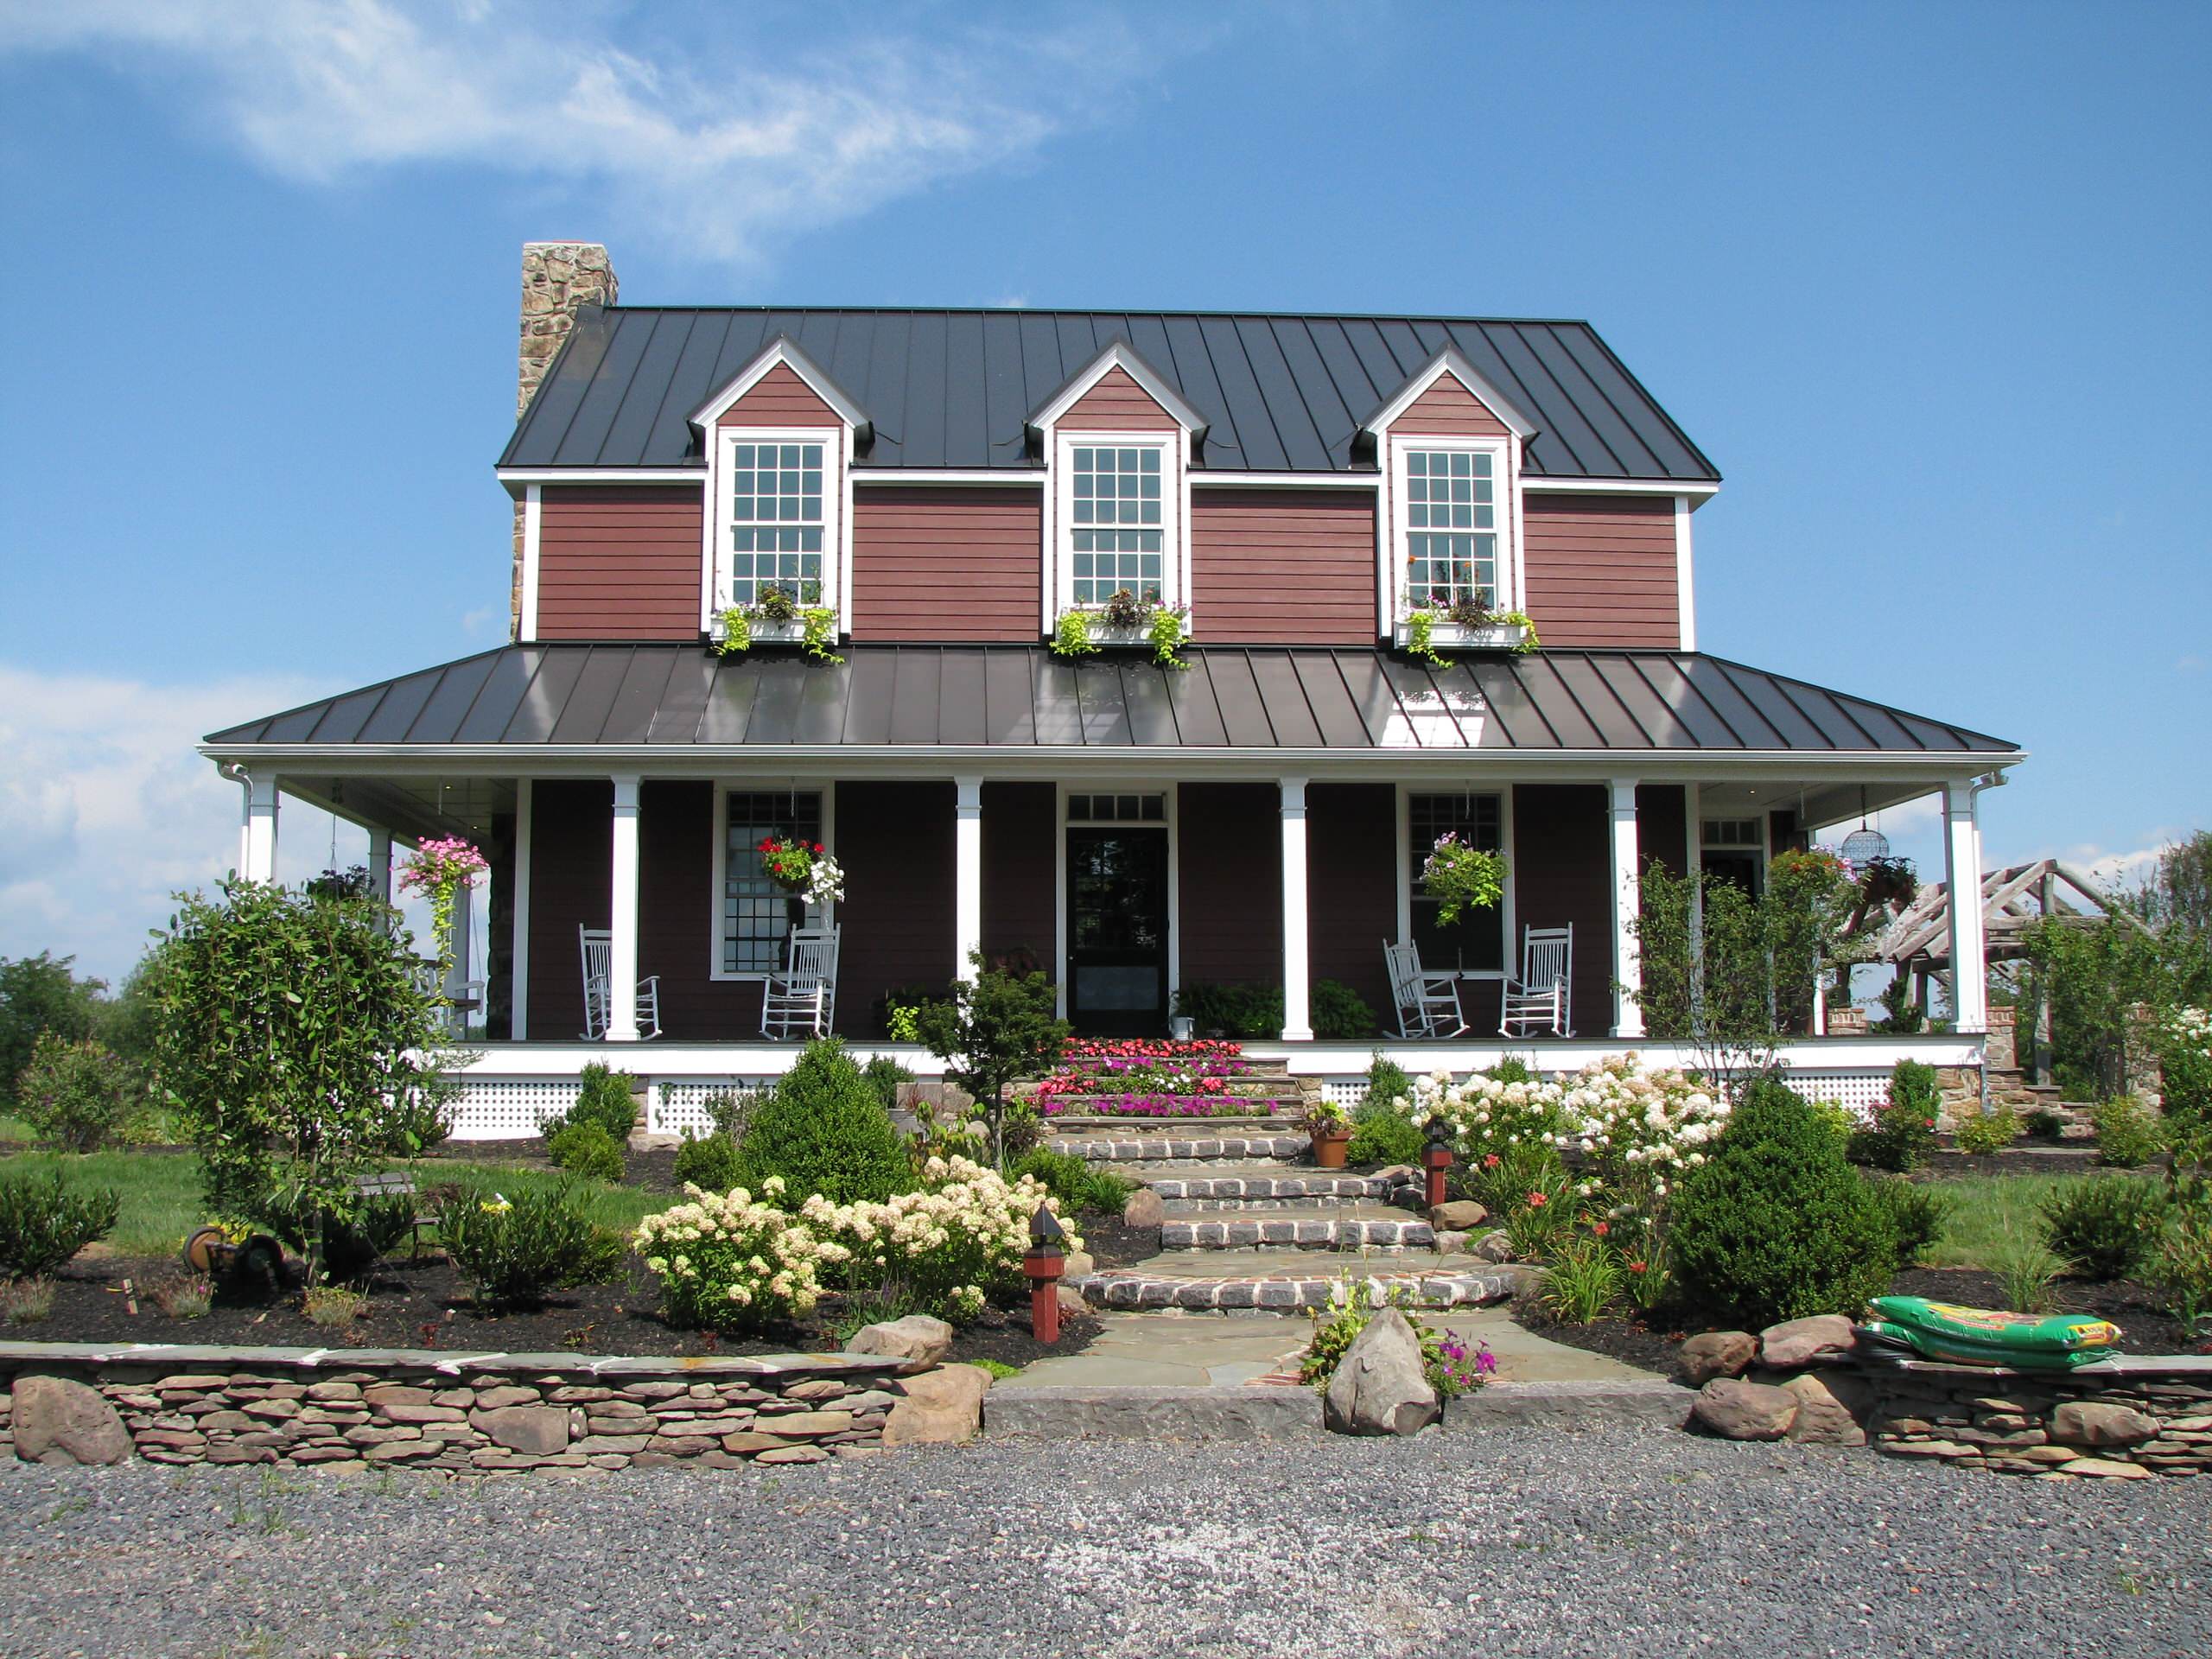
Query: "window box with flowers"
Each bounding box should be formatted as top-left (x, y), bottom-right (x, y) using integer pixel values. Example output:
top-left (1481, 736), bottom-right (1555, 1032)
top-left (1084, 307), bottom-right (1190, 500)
top-left (713, 582), bottom-right (842, 664)
top-left (1394, 592), bottom-right (1539, 665)
top-left (1051, 588), bottom-right (1190, 670)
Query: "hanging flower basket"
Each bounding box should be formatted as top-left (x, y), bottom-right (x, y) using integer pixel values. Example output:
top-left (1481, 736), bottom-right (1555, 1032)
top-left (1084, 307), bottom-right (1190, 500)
top-left (396, 836), bottom-right (488, 976)
top-left (1421, 834), bottom-right (1508, 926)
top-left (757, 835), bottom-right (847, 906)
top-left (1861, 855), bottom-right (1918, 907)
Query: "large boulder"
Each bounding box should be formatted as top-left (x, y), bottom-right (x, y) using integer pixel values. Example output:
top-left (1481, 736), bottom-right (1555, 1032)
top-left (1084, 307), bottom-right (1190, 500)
top-left (1122, 1187), bottom-right (1166, 1229)
top-left (1780, 1371), bottom-right (1871, 1446)
top-left (845, 1314), bottom-right (955, 1375)
top-left (1428, 1200), bottom-right (1488, 1231)
top-left (882, 1364), bottom-right (990, 1447)
top-left (1691, 1376), bottom-right (1800, 1441)
top-left (1322, 1308), bottom-right (1440, 1437)
top-left (2051, 1402), bottom-right (2158, 1447)
top-left (1676, 1332), bottom-right (1758, 1387)
top-left (12, 1375), bottom-right (131, 1465)
top-left (1757, 1314), bottom-right (1857, 1370)
top-left (1471, 1230), bottom-right (1515, 1264)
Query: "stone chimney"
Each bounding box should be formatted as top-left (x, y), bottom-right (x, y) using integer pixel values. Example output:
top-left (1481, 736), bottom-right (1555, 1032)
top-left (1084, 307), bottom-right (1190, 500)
top-left (512, 241), bottom-right (619, 636)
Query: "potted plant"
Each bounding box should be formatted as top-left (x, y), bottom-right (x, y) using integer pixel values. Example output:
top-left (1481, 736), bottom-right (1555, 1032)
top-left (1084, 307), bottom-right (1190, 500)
top-left (1861, 855), bottom-right (1917, 907)
top-left (756, 835), bottom-right (847, 906)
top-left (714, 581), bottom-right (843, 664)
top-left (1421, 833), bottom-right (1508, 926)
top-left (1050, 588), bottom-right (1191, 669)
top-left (1396, 591), bottom-right (1541, 664)
top-left (1303, 1098), bottom-right (1354, 1169)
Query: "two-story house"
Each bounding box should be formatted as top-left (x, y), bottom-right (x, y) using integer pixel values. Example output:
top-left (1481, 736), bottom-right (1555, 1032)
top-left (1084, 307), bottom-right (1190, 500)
top-left (200, 243), bottom-right (2018, 1136)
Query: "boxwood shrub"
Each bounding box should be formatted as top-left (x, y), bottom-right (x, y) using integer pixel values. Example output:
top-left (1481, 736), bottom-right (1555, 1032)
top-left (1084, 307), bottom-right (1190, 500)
top-left (731, 1038), bottom-right (913, 1205)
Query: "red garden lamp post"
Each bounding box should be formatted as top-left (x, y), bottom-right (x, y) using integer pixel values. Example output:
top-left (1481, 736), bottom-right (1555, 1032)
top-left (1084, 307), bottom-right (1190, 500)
top-left (1026, 1204), bottom-right (1068, 1344)
top-left (1423, 1118), bottom-right (1455, 1211)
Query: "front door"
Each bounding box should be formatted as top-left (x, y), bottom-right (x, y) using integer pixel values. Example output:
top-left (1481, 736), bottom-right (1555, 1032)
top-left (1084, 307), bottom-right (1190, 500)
top-left (1066, 828), bottom-right (1170, 1035)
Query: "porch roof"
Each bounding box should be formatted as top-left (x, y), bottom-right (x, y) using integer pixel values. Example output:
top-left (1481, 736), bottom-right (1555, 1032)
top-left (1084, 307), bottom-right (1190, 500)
top-left (205, 644), bottom-right (2018, 762)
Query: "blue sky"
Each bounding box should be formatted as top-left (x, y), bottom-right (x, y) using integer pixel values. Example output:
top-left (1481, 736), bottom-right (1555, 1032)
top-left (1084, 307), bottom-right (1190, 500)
top-left (0, 0), bottom-right (2206, 982)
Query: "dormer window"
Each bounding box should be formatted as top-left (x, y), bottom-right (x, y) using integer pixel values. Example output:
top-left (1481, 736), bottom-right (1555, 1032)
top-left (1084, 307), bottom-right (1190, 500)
top-left (1402, 445), bottom-right (1504, 611)
top-left (1070, 443), bottom-right (1166, 605)
top-left (727, 437), bottom-right (826, 605)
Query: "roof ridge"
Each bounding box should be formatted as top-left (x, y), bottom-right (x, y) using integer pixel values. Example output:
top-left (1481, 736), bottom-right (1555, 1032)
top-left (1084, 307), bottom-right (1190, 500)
top-left (593, 303), bottom-right (1609, 327)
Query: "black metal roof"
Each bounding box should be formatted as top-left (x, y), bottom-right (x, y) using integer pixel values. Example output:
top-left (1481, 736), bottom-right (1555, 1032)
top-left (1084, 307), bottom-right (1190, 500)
top-left (205, 646), bottom-right (2012, 756)
top-left (499, 308), bottom-right (1719, 480)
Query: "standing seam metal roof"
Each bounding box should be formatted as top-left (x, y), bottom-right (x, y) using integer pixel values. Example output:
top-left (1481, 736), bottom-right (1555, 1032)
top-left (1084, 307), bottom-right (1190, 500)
top-left (498, 308), bottom-right (1721, 480)
top-left (205, 645), bottom-right (2013, 755)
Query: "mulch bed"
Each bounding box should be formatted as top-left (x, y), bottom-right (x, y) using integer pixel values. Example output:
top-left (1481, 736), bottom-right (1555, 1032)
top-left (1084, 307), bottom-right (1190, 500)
top-left (20, 1250), bottom-right (1101, 1365)
top-left (1523, 1265), bottom-right (2204, 1380)
top-left (1078, 1214), bottom-right (1160, 1271)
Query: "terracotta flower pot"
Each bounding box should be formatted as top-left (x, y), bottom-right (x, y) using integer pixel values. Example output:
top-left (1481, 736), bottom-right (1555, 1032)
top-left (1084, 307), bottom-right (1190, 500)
top-left (1310, 1127), bottom-right (1352, 1169)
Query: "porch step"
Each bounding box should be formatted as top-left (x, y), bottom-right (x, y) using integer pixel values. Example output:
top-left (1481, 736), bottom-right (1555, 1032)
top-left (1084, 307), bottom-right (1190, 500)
top-left (1048, 1132), bottom-right (1309, 1166)
top-left (1144, 1168), bottom-right (1398, 1203)
top-left (1160, 1207), bottom-right (1434, 1252)
top-left (1071, 1249), bottom-right (1526, 1312)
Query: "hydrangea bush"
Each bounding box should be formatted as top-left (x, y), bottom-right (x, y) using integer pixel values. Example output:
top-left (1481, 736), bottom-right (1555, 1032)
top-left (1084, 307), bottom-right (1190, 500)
top-left (634, 1176), bottom-right (851, 1332)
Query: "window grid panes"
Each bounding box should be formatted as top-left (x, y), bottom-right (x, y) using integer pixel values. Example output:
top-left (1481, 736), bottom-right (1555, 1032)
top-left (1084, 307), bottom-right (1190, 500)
top-left (1406, 449), bottom-right (1497, 609)
top-left (1067, 793), bottom-right (1166, 823)
top-left (1071, 446), bottom-right (1164, 605)
top-left (723, 791), bottom-right (824, 975)
top-left (729, 442), bottom-right (825, 605)
top-left (1409, 793), bottom-right (1505, 974)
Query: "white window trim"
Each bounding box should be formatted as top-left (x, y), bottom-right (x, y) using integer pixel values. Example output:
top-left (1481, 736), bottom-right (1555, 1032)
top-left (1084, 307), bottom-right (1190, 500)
top-left (1384, 435), bottom-right (1522, 624)
top-left (518, 484), bottom-right (542, 642)
top-left (1043, 429), bottom-right (1193, 635)
top-left (699, 426), bottom-right (850, 636)
top-left (1053, 781), bottom-right (1179, 1021)
top-left (709, 783), bottom-right (837, 983)
top-left (1395, 783), bottom-right (1516, 982)
top-left (1700, 815), bottom-right (1770, 887)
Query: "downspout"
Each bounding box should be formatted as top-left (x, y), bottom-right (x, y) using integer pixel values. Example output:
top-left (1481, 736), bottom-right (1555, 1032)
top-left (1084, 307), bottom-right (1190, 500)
top-left (218, 761), bottom-right (251, 878)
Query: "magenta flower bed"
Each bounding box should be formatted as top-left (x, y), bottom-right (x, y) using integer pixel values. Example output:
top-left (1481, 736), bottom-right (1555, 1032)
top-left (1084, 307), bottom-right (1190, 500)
top-left (1039, 1094), bottom-right (1289, 1119)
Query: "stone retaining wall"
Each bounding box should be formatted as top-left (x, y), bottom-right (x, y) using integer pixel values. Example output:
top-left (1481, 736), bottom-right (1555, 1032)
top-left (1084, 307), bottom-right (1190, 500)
top-left (1862, 1355), bottom-right (2212, 1479)
top-left (0, 1341), bottom-right (920, 1474)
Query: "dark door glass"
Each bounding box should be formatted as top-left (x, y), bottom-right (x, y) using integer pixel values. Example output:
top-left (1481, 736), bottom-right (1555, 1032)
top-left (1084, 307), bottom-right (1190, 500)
top-left (1066, 829), bottom-right (1169, 1035)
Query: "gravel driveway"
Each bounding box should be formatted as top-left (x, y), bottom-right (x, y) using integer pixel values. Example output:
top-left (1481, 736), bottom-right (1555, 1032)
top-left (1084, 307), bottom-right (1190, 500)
top-left (1, 1426), bottom-right (2205, 1658)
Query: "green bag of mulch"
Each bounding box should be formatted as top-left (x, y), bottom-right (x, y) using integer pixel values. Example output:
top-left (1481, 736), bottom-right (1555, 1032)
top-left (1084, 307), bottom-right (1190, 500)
top-left (1861, 1296), bottom-right (2123, 1370)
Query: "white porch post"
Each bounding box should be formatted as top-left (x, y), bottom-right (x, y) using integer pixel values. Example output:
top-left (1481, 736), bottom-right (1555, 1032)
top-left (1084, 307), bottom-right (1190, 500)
top-left (606, 774), bottom-right (643, 1042)
top-left (1943, 779), bottom-right (1989, 1034)
top-left (243, 773), bottom-right (281, 883)
top-left (365, 829), bottom-right (393, 909)
top-left (443, 878), bottom-right (474, 1005)
top-left (510, 781), bottom-right (532, 1041)
top-left (1280, 778), bottom-right (1313, 1041)
top-left (1609, 777), bottom-right (1644, 1039)
top-left (954, 776), bottom-right (983, 982)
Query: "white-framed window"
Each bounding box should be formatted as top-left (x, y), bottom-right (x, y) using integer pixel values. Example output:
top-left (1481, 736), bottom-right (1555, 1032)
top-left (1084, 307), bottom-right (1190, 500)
top-left (711, 787), bottom-right (832, 979)
top-left (709, 428), bottom-right (844, 621)
top-left (1388, 437), bottom-right (1518, 618)
top-left (1399, 789), bottom-right (1511, 976)
top-left (1051, 432), bottom-right (1184, 618)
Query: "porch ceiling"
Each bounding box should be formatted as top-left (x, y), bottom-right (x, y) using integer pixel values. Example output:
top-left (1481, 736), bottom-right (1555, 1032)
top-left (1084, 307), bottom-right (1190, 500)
top-left (203, 645), bottom-right (2020, 781)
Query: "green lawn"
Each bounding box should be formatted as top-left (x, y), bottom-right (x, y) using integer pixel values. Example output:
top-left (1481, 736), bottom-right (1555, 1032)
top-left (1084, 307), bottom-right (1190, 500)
top-left (1920, 1171), bottom-right (2160, 1270)
top-left (0, 1147), bottom-right (663, 1258)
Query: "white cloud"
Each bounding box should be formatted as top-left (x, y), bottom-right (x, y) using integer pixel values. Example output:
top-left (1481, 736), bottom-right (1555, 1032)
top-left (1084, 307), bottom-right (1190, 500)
top-left (0, 663), bottom-right (383, 984)
top-left (0, 0), bottom-right (1156, 264)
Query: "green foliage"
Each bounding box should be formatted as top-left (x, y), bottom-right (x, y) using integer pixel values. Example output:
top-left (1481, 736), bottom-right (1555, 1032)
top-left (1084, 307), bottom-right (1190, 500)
top-left (1007, 1147), bottom-right (1135, 1216)
top-left (1309, 979), bottom-right (1376, 1039)
top-left (0, 1172), bottom-right (119, 1279)
top-left (1989, 1233), bottom-right (2068, 1314)
top-left (1803, 1097), bottom-right (1857, 1146)
top-left (0, 951), bottom-right (105, 1110)
top-left (319, 1194), bottom-right (416, 1285)
top-left (2038, 1176), bottom-right (2166, 1281)
top-left (547, 1121), bottom-right (626, 1183)
top-left (1300, 1278), bottom-right (1483, 1398)
top-left (1347, 1112), bottom-right (1424, 1169)
top-left (1486, 1056), bottom-right (1537, 1084)
top-left (1403, 608), bottom-right (1447, 669)
top-left (1669, 1077), bottom-right (1897, 1327)
top-left (2148, 1205), bottom-right (2212, 1339)
top-left (2020, 915), bottom-right (2171, 1101)
top-left (434, 1185), bottom-right (625, 1311)
top-left (1173, 982), bottom-right (1281, 1038)
top-left (2022, 1108), bottom-right (2066, 1141)
top-left (2094, 1097), bottom-right (2164, 1167)
top-left (1536, 1236), bottom-right (1621, 1324)
top-left (972, 1358), bottom-right (1023, 1382)
top-left (1050, 609), bottom-right (1099, 658)
top-left (731, 1038), bottom-right (914, 1203)
top-left (1848, 1064), bottom-right (1940, 1171)
top-left (14, 1033), bottom-right (142, 1152)
top-left (703, 1088), bottom-right (762, 1144)
top-left (149, 876), bottom-right (458, 1281)
top-left (913, 953), bottom-right (1071, 1166)
top-left (672, 1130), bottom-right (742, 1192)
top-left (1859, 1174), bottom-right (1952, 1266)
top-left (1891, 1058), bottom-right (1941, 1121)
top-left (1953, 1105), bottom-right (2020, 1156)
top-left (798, 606), bottom-right (842, 664)
top-left (1358, 1052), bottom-right (1414, 1116)
top-left (1421, 837), bottom-right (1508, 928)
top-left (1487, 1146), bottom-right (1574, 1261)
top-left (714, 606), bottom-right (751, 656)
top-left (1, 1278), bottom-right (54, 1324)
top-left (1147, 604), bottom-right (1189, 669)
top-left (861, 1054), bottom-right (916, 1116)
top-left (547, 1064), bottom-right (639, 1141)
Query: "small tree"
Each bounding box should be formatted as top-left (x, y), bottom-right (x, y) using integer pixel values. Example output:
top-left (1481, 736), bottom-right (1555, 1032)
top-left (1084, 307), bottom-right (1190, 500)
top-left (151, 876), bottom-right (459, 1281)
top-left (0, 952), bottom-right (105, 1111)
top-left (914, 950), bottom-right (1071, 1167)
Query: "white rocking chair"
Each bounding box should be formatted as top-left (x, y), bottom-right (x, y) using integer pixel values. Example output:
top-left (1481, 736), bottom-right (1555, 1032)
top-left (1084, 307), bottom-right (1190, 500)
top-left (1500, 924), bottom-right (1573, 1039)
top-left (578, 926), bottom-right (662, 1041)
top-left (1383, 940), bottom-right (1469, 1039)
top-left (762, 925), bottom-right (841, 1040)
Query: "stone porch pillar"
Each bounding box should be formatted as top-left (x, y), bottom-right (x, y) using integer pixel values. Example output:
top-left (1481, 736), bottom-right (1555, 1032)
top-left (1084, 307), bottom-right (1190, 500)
top-left (1609, 777), bottom-right (1644, 1039)
top-left (1280, 778), bottom-right (1313, 1041)
top-left (606, 774), bottom-right (642, 1042)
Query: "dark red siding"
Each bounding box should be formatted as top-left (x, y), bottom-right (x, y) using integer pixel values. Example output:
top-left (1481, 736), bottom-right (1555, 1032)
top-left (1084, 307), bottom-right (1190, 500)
top-left (1637, 784), bottom-right (1690, 880)
top-left (851, 486), bottom-right (1043, 642)
top-left (835, 782), bottom-right (955, 1034)
top-left (1392, 373), bottom-right (1511, 436)
top-left (1308, 784), bottom-right (1395, 1032)
top-left (716, 363), bottom-right (842, 427)
top-left (982, 783), bottom-right (1055, 971)
top-left (1178, 784), bottom-right (1281, 994)
top-left (638, 781), bottom-right (735, 1040)
top-left (536, 486), bottom-right (703, 641)
top-left (1522, 494), bottom-right (1679, 648)
top-left (524, 779), bottom-right (613, 1040)
top-left (1063, 366), bottom-right (1174, 430)
top-left (1511, 784), bottom-right (1611, 1039)
top-left (1191, 490), bottom-right (1377, 645)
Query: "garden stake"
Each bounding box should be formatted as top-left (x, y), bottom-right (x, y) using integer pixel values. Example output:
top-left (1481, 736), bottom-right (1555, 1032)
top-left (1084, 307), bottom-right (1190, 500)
top-left (1026, 1205), bottom-right (1068, 1344)
top-left (1424, 1120), bottom-right (1453, 1211)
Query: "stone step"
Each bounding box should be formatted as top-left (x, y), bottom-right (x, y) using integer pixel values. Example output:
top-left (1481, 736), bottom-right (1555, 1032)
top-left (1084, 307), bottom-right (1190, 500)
top-left (1048, 1133), bottom-right (1309, 1165)
top-left (1144, 1168), bottom-right (1397, 1202)
top-left (1160, 1209), bottom-right (1435, 1251)
top-left (1071, 1250), bottom-right (1525, 1312)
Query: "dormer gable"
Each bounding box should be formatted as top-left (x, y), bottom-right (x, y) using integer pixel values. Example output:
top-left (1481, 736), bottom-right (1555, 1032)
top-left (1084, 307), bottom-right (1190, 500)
top-left (688, 335), bottom-right (873, 445)
top-left (1026, 340), bottom-right (1209, 446)
top-left (1361, 346), bottom-right (1539, 443)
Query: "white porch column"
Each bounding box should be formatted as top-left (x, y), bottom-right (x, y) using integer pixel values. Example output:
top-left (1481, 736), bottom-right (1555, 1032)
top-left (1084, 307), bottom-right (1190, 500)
top-left (606, 774), bottom-right (643, 1042)
top-left (1609, 777), bottom-right (1644, 1039)
top-left (243, 773), bottom-right (281, 884)
top-left (366, 829), bottom-right (393, 907)
top-left (443, 877), bottom-right (474, 1004)
top-left (510, 781), bottom-right (533, 1040)
top-left (1280, 778), bottom-right (1313, 1042)
top-left (1943, 779), bottom-right (1989, 1033)
top-left (954, 777), bottom-right (984, 982)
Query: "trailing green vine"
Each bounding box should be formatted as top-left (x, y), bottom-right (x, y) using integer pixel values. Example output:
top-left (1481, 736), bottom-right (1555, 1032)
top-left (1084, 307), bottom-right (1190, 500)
top-left (712, 582), bottom-right (842, 664)
top-left (799, 606), bottom-right (843, 665)
top-left (1052, 610), bottom-right (1100, 658)
top-left (1147, 605), bottom-right (1190, 670)
top-left (1052, 591), bottom-right (1189, 667)
top-left (715, 607), bottom-right (752, 658)
top-left (1406, 609), bottom-right (1447, 669)
top-left (1421, 834), bottom-right (1509, 926)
